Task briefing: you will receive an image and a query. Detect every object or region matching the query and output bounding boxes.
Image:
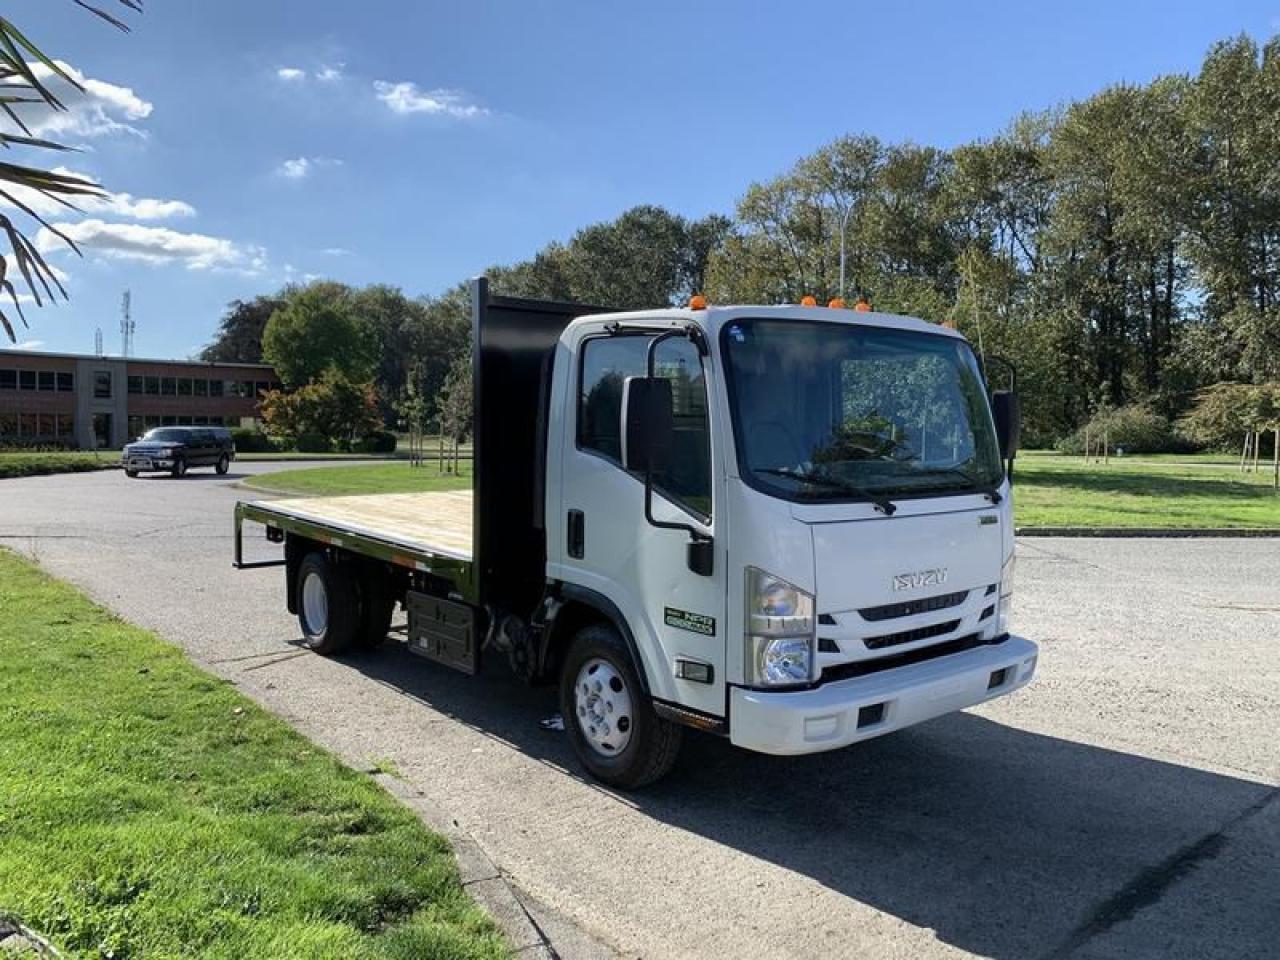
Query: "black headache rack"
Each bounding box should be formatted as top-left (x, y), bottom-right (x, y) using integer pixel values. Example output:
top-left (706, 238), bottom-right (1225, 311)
top-left (470, 278), bottom-right (612, 614)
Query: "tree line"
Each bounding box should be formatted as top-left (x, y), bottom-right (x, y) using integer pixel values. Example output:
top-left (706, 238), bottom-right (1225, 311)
top-left (201, 33), bottom-right (1280, 450)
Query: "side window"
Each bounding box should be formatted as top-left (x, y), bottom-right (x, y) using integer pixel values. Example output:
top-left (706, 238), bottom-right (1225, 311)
top-left (578, 334), bottom-right (712, 521)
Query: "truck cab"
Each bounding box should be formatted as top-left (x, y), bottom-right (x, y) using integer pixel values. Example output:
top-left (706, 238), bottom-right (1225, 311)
top-left (235, 279), bottom-right (1037, 789)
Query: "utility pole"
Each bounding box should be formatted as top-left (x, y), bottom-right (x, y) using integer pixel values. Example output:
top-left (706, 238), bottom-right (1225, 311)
top-left (120, 289), bottom-right (134, 357)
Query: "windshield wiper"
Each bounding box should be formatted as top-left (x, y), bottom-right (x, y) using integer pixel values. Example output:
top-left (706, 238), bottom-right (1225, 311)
top-left (908, 467), bottom-right (1003, 504)
top-left (756, 467), bottom-right (898, 515)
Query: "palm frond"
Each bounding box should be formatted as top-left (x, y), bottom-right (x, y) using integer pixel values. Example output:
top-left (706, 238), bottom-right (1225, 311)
top-left (0, 0), bottom-right (140, 341)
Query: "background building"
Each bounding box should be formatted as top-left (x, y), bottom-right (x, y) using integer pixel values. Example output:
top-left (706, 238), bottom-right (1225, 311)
top-left (0, 349), bottom-right (280, 449)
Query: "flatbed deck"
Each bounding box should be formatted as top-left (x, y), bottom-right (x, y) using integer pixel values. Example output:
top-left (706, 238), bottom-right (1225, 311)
top-left (235, 490), bottom-right (475, 576)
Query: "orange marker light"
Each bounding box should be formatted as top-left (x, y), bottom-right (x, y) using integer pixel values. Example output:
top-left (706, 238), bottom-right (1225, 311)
top-left (854, 298), bottom-right (871, 312)
top-left (800, 295), bottom-right (818, 307)
top-left (689, 294), bottom-right (708, 310)
top-left (828, 297), bottom-right (847, 309)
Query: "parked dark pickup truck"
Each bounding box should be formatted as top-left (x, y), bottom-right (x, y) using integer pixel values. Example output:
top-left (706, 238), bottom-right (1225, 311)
top-left (122, 426), bottom-right (235, 478)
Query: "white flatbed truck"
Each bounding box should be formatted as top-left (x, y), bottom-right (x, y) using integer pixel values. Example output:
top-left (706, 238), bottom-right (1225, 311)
top-left (234, 279), bottom-right (1038, 788)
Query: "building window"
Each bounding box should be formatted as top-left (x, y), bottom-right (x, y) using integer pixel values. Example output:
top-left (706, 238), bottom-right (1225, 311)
top-left (128, 375), bottom-right (143, 395)
top-left (0, 413), bottom-right (15, 437)
top-left (194, 378), bottom-right (208, 397)
top-left (161, 377), bottom-right (177, 396)
top-left (161, 415), bottom-right (176, 426)
top-left (240, 380), bottom-right (255, 398)
top-left (145, 376), bottom-right (160, 395)
top-left (145, 415), bottom-right (161, 429)
top-left (38, 413), bottom-right (56, 436)
top-left (57, 372), bottom-right (74, 392)
top-left (19, 412), bottom-right (37, 436)
top-left (19, 370), bottom-right (35, 391)
top-left (209, 379), bottom-right (224, 398)
top-left (93, 370), bottom-right (112, 398)
top-left (178, 378), bottom-right (193, 397)
top-left (38, 371), bottom-right (55, 391)
top-left (0, 370), bottom-right (14, 390)
top-left (57, 414), bottom-right (75, 438)
top-left (127, 415), bottom-right (144, 439)
top-left (178, 415), bottom-right (193, 425)
top-left (256, 381), bottom-right (270, 397)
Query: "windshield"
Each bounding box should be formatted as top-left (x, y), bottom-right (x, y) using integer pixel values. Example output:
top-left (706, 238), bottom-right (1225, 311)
top-left (141, 429), bottom-right (189, 442)
top-left (722, 318), bottom-right (1003, 503)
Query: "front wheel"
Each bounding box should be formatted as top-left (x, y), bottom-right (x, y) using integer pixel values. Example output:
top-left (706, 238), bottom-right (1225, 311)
top-left (125, 469), bottom-right (138, 478)
top-left (216, 454), bottom-right (230, 475)
top-left (171, 457), bottom-right (187, 478)
top-left (559, 624), bottom-right (682, 789)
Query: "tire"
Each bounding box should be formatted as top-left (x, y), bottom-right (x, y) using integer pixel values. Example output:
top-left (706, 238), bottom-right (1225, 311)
top-left (216, 454), bottom-right (230, 475)
top-left (125, 469), bottom-right (138, 478)
top-left (559, 623), bottom-right (682, 789)
top-left (296, 552), bottom-right (359, 655)
top-left (171, 456), bottom-right (187, 478)
top-left (355, 569), bottom-right (397, 649)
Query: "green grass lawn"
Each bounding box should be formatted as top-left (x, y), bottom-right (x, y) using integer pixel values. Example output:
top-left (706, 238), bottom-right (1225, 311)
top-left (244, 462), bottom-right (472, 497)
top-left (0, 450), bottom-right (119, 479)
top-left (1015, 451), bottom-right (1280, 528)
top-left (0, 550), bottom-right (505, 960)
top-left (239, 453), bottom-right (1280, 529)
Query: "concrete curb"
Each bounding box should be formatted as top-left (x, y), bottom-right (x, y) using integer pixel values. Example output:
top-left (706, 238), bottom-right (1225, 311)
top-left (372, 773), bottom-right (617, 959)
top-left (1016, 526), bottom-right (1280, 538)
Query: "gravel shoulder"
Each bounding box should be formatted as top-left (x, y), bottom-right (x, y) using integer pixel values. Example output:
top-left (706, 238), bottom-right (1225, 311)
top-left (1, 466), bottom-right (1276, 960)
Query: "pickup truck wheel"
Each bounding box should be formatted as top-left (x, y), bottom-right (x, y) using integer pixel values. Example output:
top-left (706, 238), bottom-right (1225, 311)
top-left (560, 624), bottom-right (682, 789)
top-left (216, 454), bottom-right (230, 475)
top-left (125, 469), bottom-right (138, 478)
top-left (355, 571), bottom-right (396, 648)
top-left (171, 456), bottom-right (187, 478)
top-left (296, 553), bottom-right (358, 655)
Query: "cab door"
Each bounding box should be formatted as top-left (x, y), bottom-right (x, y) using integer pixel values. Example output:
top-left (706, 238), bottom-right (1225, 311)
top-left (556, 328), bottom-right (726, 718)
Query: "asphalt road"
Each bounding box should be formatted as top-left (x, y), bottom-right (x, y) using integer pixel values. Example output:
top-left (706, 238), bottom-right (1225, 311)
top-left (2, 464), bottom-right (1277, 960)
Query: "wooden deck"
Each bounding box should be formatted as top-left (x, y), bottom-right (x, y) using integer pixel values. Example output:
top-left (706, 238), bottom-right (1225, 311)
top-left (263, 490), bottom-right (474, 561)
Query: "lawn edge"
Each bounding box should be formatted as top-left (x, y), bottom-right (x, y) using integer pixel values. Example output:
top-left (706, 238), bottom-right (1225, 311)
top-left (373, 772), bottom-right (614, 958)
top-left (1016, 526), bottom-right (1280, 538)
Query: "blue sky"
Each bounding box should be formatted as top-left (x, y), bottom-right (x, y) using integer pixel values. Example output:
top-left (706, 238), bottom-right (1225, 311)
top-left (6, 0), bottom-right (1278, 358)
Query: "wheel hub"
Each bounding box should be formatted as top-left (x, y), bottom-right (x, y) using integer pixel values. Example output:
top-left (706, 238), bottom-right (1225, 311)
top-left (302, 571), bottom-right (328, 635)
top-left (574, 658), bottom-right (633, 756)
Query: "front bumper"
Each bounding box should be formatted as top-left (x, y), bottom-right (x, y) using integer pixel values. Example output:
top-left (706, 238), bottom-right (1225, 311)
top-left (729, 635), bottom-right (1038, 755)
top-left (123, 457), bottom-right (174, 471)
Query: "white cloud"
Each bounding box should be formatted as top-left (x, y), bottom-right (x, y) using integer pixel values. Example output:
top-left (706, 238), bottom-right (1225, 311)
top-left (0, 167), bottom-right (194, 221)
top-left (8, 61), bottom-right (153, 139)
top-left (317, 64), bottom-right (344, 82)
top-left (277, 67), bottom-right (307, 81)
top-left (274, 156), bottom-right (342, 180)
top-left (36, 219), bottom-right (265, 273)
top-left (321, 247), bottom-right (352, 257)
top-left (373, 81), bottom-right (488, 118)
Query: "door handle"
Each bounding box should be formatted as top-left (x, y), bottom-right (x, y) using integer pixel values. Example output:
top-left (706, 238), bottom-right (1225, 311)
top-left (567, 510), bottom-right (585, 559)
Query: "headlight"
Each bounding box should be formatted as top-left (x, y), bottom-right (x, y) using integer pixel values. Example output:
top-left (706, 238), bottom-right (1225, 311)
top-left (745, 567), bottom-right (815, 687)
top-left (996, 552), bottom-right (1015, 636)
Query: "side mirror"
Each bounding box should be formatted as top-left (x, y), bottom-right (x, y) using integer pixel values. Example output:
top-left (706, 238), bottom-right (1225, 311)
top-left (992, 391), bottom-right (1021, 461)
top-left (622, 376), bottom-right (673, 476)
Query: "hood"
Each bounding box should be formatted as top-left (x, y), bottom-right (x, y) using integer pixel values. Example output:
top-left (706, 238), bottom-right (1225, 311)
top-left (807, 506), bottom-right (1004, 664)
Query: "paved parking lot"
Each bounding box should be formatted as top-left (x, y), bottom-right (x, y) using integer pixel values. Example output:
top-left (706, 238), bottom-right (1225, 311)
top-left (1, 465), bottom-right (1276, 959)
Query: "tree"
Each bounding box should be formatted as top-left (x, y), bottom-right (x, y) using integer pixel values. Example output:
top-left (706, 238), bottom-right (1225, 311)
top-left (199, 294), bottom-right (285, 363)
top-left (259, 370), bottom-right (382, 451)
top-left (0, 1), bottom-right (141, 341)
top-left (435, 354), bottom-right (472, 473)
top-left (261, 282), bottom-right (377, 388)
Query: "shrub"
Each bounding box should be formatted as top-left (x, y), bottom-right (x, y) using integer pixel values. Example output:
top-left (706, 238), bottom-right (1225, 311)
top-left (1177, 382), bottom-right (1280, 452)
top-left (1057, 403), bottom-right (1181, 455)
top-left (353, 430), bottom-right (398, 454)
top-left (229, 428), bottom-right (277, 453)
top-left (296, 432), bottom-right (332, 453)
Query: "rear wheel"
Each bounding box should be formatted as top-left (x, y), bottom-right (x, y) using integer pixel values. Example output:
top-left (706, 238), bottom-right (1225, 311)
top-left (296, 552), bottom-right (359, 655)
top-left (559, 623), bottom-right (682, 789)
top-left (216, 454), bottom-right (230, 475)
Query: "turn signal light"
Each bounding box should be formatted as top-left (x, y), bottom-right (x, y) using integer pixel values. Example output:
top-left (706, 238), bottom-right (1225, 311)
top-left (689, 294), bottom-right (708, 310)
top-left (800, 295), bottom-right (817, 306)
